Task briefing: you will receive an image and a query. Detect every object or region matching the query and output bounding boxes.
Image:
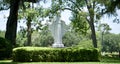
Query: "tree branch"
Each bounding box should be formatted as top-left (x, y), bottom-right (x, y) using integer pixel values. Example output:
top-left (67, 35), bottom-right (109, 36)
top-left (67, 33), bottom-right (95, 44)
top-left (85, 0), bottom-right (91, 9)
top-left (86, 17), bottom-right (90, 25)
top-left (69, 0), bottom-right (82, 11)
top-left (93, 1), bottom-right (95, 10)
top-left (63, 8), bottom-right (78, 14)
top-left (0, 7), bottom-right (9, 11)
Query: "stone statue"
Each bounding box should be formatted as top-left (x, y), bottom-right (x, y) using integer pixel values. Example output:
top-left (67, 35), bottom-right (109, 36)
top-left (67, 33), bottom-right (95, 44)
top-left (49, 13), bottom-right (67, 47)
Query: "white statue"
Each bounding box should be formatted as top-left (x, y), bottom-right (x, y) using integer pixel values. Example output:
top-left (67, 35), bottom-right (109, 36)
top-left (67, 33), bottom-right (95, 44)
top-left (49, 13), bottom-right (67, 47)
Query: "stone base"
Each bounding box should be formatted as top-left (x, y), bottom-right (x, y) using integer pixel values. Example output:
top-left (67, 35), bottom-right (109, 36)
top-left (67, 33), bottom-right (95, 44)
top-left (52, 43), bottom-right (64, 48)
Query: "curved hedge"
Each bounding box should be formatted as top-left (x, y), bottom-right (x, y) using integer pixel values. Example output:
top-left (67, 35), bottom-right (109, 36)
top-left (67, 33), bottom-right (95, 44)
top-left (13, 47), bottom-right (100, 62)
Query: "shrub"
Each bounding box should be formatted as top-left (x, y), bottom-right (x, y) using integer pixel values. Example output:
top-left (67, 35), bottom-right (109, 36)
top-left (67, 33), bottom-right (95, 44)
top-left (13, 47), bottom-right (100, 62)
top-left (0, 37), bottom-right (12, 59)
top-left (61, 47), bottom-right (100, 62)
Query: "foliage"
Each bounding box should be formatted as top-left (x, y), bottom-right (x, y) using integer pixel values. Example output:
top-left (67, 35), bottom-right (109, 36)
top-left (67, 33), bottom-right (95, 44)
top-left (70, 12), bottom-right (89, 35)
top-left (16, 30), bottom-right (27, 47)
top-left (98, 0), bottom-right (120, 23)
top-left (0, 0), bottom-right (10, 11)
top-left (31, 26), bottom-right (80, 47)
top-left (63, 30), bottom-right (80, 47)
top-left (0, 37), bottom-right (12, 59)
top-left (51, 0), bottom-right (105, 48)
top-left (98, 0), bottom-right (120, 14)
top-left (61, 47), bottom-right (100, 62)
top-left (102, 33), bottom-right (120, 52)
top-left (13, 47), bottom-right (100, 62)
top-left (16, 25), bottom-right (54, 47)
top-left (16, 24), bottom-right (103, 48)
top-left (2, 56), bottom-right (120, 64)
top-left (18, 2), bottom-right (46, 46)
top-left (98, 23), bottom-right (111, 34)
top-left (32, 30), bottom-right (54, 47)
top-left (16, 25), bottom-right (81, 47)
top-left (77, 40), bottom-right (94, 49)
top-left (76, 37), bottom-right (102, 50)
top-left (0, 31), bottom-right (5, 38)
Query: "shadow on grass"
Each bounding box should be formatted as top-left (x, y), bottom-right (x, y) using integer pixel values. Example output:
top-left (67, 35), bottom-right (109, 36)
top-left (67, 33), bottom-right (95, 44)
top-left (0, 57), bottom-right (120, 64)
top-left (0, 62), bottom-right (17, 64)
top-left (101, 56), bottom-right (120, 63)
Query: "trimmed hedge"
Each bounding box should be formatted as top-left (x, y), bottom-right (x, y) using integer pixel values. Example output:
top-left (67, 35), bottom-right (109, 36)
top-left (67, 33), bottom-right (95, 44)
top-left (13, 47), bottom-right (100, 62)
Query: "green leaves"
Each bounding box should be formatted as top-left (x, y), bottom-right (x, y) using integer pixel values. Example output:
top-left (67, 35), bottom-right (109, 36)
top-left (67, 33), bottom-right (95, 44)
top-left (102, 33), bottom-right (120, 52)
top-left (71, 12), bottom-right (89, 35)
top-left (0, 31), bottom-right (5, 38)
top-left (98, 0), bottom-right (120, 15)
top-left (99, 23), bottom-right (111, 34)
top-left (13, 47), bottom-right (100, 62)
top-left (76, 0), bottom-right (85, 7)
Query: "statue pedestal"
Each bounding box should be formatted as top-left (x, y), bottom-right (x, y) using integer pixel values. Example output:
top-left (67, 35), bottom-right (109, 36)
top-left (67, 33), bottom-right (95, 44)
top-left (52, 43), bottom-right (64, 48)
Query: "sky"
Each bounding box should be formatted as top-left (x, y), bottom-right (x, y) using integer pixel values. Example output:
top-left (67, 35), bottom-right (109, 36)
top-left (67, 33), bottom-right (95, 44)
top-left (100, 10), bottom-right (120, 34)
top-left (0, 1), bottom-right (120, 34)
top-left (0, 10), bottom-right (9, 31)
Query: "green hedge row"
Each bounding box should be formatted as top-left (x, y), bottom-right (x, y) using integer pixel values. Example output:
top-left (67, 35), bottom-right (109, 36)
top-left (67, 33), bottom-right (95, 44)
top-left (13, 47), bottom-right (100, 62)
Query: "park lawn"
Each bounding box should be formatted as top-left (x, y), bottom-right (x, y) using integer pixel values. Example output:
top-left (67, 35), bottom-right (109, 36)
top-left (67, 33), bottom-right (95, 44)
top-left (0, 57), bottom-right (120, 64)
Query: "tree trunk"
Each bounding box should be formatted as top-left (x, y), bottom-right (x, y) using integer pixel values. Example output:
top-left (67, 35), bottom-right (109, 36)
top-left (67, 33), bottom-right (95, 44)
top-left (26, 18), bottom-right (32, 46)
top-left (88, 9), bottom-right (97, 48)
top-left (5, 0), bottom-right (20, 47)
top-left (85, 0), bottom-right (97, 48)
top-left (90, 22), bottom-right (97, 48)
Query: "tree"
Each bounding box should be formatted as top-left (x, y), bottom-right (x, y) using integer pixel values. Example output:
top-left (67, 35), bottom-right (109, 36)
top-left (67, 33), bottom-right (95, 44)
top-left (16, 28), bottom-right (27, 47)
top-left (18, 2), bottom-right (44, 46)
top-left (98, 0), bottom-right (120, 23)
top-left (5, 0), bottom-right (41, 47)
top-left (5, 0), bottom-right (20, 47)
top-left (98, 23), bottom-right (111, 51)
top-left (51, 0), bottom-right (103, 48)
top-left (35, 26), bottom-right (54, 47)
top-left (98, 1), bottom-right (120, 57)
top-left (98, 0), bottom-right (120, 14)
top-left (102, 33), bottom-right (120, 52)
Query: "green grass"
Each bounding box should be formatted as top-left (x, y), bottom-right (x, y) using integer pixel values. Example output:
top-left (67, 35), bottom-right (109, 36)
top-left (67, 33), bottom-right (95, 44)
top-left (0, 57), bottom-right (120, 64)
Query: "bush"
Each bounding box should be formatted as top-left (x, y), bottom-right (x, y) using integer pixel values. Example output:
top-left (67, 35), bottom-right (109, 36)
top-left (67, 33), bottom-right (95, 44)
top-left (0, 37), bottom-right (12, 59)
top-left (61, 47), bottom-right (100, 62)
top-left (13, 47), bottom-right (100, 62)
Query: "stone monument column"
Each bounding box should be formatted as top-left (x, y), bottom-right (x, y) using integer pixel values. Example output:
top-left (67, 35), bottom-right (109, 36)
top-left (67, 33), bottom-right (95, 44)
top-left (49, 12), bottom-right (67, 48)
top-left (52, 15), bottom-right (64, 47)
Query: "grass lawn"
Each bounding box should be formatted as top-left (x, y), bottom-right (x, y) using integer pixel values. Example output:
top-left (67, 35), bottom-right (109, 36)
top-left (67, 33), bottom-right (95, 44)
top-left (0, 57), bottom-right (120, 64)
